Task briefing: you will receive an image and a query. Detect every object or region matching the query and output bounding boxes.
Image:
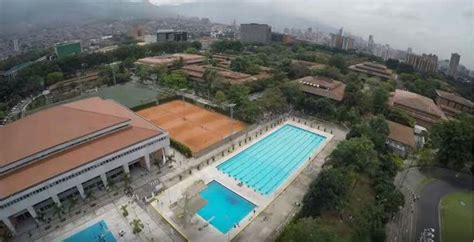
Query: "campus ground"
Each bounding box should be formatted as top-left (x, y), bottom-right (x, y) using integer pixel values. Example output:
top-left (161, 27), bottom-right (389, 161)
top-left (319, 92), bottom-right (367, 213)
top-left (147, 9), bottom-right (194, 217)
top-left (137, 100), bottom-right (246, 154)
top-left (440, 192), bottom-right (473, 242)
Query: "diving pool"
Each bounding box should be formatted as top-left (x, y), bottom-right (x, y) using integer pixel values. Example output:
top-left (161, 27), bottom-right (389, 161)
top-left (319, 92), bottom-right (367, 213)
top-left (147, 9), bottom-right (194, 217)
top-left (63, 220), bottom-right (116, 242)
top-left (197, 181), bottom-right (256, 234)
top-left (217, 124), bottom-right (326, 195)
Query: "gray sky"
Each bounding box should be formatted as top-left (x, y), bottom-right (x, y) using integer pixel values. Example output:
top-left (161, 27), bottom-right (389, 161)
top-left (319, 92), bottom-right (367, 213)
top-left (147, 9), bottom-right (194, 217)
top-left (152, 0), bottom-right (474, 69)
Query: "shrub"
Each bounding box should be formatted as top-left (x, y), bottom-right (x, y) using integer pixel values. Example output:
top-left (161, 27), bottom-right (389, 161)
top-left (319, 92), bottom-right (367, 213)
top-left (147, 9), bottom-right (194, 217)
top-left (170, 138), bottom-right (192, 157)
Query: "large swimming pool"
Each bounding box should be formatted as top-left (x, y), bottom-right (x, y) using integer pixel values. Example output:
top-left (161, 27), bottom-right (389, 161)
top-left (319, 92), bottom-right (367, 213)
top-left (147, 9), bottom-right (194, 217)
top-left (217, 124), bottom-right (326, 195)
top-left (63, 220), bottom-right (116, 242)
top-left (197, 181), bottom-right (256, 234)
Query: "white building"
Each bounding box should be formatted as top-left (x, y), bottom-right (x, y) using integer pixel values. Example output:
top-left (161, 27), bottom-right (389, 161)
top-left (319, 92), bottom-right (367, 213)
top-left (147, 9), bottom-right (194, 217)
top-left (0, 97), bottom-right (169, 235)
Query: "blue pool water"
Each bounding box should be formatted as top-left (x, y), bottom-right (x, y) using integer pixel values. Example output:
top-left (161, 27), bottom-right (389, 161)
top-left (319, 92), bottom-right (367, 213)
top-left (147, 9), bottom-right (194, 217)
top-left (64, 220), bottom-right (116, 242)
top-left (197, 181), bottom-right (256, 234)
top-left (218, 124), bottom-right (326, 195)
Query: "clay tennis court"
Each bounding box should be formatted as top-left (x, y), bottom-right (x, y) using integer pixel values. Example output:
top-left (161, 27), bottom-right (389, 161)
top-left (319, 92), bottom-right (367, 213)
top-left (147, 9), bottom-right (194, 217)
top-left (137, 100), bottom-right (246, 154)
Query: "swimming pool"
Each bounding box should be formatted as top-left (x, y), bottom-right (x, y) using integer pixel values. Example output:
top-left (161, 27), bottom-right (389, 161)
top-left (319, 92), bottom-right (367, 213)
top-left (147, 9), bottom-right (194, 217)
top-left (218, 124), bottom-right (326, 195)
top-left (197, 181), bottom-right (256, 234)
top-left (63, 220), bottom-right (116, 242)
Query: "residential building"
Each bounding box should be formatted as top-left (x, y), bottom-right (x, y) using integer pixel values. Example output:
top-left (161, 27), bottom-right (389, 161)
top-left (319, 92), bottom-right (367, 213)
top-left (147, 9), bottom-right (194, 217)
top-left (389, 89), bottom-right (446, 128)
top-left (368, 35), bottom-right (374, 53)
top-left (13, 39), bottom-right (19, 52)
top-left (296, 76), bottom-right (346, 101)
top-left (435, 90), bottom-right (473, 117)
top-left (156, 30), bottom-right (188, 43)
top-left (330, 28), bottom-right (354, 50)
top-left (348, 62), bottom-right (394, 79)
top-left (0, 97), bottom-right (169, 234)
top-left (406, 53), bottom-right (438, 74)
top-left (447, 53), bottom-right (460, 77)
top-left (240, 23), bottom-right (272, 44)
top-left (386, 121), bottom-right (416, 158)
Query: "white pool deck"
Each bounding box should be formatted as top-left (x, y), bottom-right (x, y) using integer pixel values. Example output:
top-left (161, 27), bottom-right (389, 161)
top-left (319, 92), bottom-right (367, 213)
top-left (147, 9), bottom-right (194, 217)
top-left (151, 120), bottom-right (334, 242)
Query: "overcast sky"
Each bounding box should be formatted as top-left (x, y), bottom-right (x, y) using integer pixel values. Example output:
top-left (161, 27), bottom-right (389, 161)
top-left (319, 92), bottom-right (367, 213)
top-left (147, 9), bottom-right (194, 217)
top-left (151, 0), bottom-right (473, 69)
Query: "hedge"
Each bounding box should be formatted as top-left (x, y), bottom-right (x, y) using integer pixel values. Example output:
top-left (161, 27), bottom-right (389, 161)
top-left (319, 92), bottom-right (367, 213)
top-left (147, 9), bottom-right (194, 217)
top-left (130, 101), bottom-right (157, 112)
top-left (170, 138), bottom-right (192, 158)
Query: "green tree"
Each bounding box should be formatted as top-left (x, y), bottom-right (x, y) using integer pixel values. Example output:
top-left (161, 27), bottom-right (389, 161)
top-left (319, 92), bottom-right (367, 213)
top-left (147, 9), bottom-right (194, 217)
top-left (277, 217), bottom-right (339, 242)
top-left (328, 54), bottom-right (346, 72)
top-left (184, 47), bottom-right (198, 54)
top-left (130, 219), bottom-right (144, 234)
top-left (161, 71), bottom-right (188, 89)
top-left (330, 136), bottom-right (378, 175)
top-left (46, 72), bottom-right (64, 86)
top-left (301, 168), bottom-right (352, 217)
top-left (258, 87), bottom-right (288, 114)
top-left (227, 85), bottom-right (250, 106)
top-left (214, 90), bottom-right (227, 105)
top-left (372, 87), bottom-right (389, 114)
top-left (203, 68), bottom-right (218, 100)
top-left (430, 115), bottom-right (474, 170)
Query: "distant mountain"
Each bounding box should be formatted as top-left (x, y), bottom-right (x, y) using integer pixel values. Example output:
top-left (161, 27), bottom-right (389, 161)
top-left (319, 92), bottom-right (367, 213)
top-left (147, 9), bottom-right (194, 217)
top-left (157, 1), bottom-right (335, 33)
top-left (0, 0), bottom-right (174, 36)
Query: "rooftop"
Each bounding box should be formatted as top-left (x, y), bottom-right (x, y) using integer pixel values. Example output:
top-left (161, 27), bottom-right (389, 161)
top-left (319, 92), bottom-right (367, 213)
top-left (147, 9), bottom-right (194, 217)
top-left (390, 89), bottom-right (446, 118)
top-left (349, 62), bottom-right (393, 79)
top-left (387, 120), bottom-right (416, 149)
top-left (436, 90), bottom-right (473, 108)
top-left (135, 53), bottom-right (205, 67)
top-left (297, 76), bottom-right (346, 101)
top-left (0, 97), bottom-right (163, 198)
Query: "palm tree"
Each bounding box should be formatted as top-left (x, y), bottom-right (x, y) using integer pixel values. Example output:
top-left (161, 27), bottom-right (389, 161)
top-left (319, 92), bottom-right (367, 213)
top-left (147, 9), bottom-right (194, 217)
top-left (52, 205), bottom-right (64, 220)
top-left (67, 197), bottom-right (78, 217)
top-left (130, 219), bottom-right (144, 234)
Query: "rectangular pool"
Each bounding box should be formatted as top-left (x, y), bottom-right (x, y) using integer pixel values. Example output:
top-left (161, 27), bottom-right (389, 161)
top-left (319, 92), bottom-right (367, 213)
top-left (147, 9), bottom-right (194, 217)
top-left (217, 124), bottom-right (326, 195)
top-left (64, 220), bottom-right (116, 242)
top-left (197, 181), bottom-right (256, 234)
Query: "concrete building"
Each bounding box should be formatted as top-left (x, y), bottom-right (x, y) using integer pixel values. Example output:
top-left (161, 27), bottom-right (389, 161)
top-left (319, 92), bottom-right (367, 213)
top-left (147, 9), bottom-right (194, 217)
top-left (406, 53), bottom-right (438, 74)
top-left (368, 35), bottom-right (374, 53)
top-left (13, 39), bottom-right (19, 52)
top-left (435, 90), bottom-right (473, 117)
top-left (386, 121), bottom-right (416, 158)
top-left (135, 53), bottom-right (205, 68)
top-left (296, 76), bottom-right (346, 102)
top-left (0, 97), bottom-right (169, 234)
top-left (156, 30), bottom-right (188, 43)
top-left (447, 53), bottom-right (460, 77)
top-left (240, 23), bottom-right (271, 44)
top-left (330, 27), bottom-right (354, 50)
top-left (389, 89), bottom-right (446, 128)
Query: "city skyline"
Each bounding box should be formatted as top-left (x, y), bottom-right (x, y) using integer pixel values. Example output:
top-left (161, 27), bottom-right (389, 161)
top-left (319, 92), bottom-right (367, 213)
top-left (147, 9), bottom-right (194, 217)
top-left (151, 0), bottom-right (474, 69)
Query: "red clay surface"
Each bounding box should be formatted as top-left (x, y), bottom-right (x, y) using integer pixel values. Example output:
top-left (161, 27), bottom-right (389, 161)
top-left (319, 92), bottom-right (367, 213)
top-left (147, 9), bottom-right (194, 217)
top-left (137, 100), bottom-right (246, 154)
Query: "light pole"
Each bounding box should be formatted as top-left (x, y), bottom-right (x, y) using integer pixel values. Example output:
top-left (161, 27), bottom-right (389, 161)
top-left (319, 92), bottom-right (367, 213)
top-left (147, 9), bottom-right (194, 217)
top-left (226, 103), bottom-right (236, 136)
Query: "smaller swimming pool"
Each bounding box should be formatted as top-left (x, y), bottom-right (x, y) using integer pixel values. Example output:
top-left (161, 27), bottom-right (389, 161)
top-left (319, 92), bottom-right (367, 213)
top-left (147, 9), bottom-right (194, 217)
top-left (197, 181), bottom-right (256, 234)
top-left (64, 220), bottom-right (116, 242)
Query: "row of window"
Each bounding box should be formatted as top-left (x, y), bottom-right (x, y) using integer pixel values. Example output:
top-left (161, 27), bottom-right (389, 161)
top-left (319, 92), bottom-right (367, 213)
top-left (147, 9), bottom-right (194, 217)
top-left (0, 138), bottom-right (164, 209)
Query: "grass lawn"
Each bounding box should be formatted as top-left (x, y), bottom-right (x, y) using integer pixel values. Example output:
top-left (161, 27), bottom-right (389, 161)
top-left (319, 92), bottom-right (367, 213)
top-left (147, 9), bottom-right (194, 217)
top-left (440, 192), bottom-right (473, 242)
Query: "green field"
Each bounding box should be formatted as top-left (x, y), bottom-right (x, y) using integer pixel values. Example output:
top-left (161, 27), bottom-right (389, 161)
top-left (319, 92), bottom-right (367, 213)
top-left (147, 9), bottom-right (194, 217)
top-left (86, 82), bottom-right (158, 108)
top-left (440, 192), bottom-right (473, 242)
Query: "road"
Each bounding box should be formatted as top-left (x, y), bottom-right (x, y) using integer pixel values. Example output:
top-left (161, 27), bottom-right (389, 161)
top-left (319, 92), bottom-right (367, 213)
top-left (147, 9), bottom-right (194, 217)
top-left (387, 167), bottom-right (472, 242)
top-left (414, 168), bottom-right (472, 241)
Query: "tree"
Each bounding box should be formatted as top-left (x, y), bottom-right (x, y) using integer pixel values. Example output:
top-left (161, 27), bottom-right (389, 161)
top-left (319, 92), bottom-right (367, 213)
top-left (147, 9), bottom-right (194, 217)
top-left (385, 59), bottom-right (400, 70)
top-left (214, 90), bottom-right (226, 105)
top-left (203, 68), bottom-right (218, 99)
top-left (430, 115), bottom-right (474, 170)
top-left (367, 115), bottom-right (389, 152)
top-left (258, 87), bottom-right (288, 115)
top-left (184, 47), bottom-right (198, 54)
top-left (161, 71), bottom-right (188, 89)
top-left (130, 219), bottom-right (144, 234)
top-left (330, 136), bottom-right (378, 175)
top-left (372, 87), bottom-right (389, 114)
top-left (301, 168), bottom-right (352, 217)
top-left (328, 54), bottom-right (346, 72)
top-left (227, 85), bottom-right (250, 106)
top-left (279, 81), bottom-right (303, 106)
top-left (46, 72), bottom-right (64, 86)
top-left (277, 217), bottom-right (339, 242)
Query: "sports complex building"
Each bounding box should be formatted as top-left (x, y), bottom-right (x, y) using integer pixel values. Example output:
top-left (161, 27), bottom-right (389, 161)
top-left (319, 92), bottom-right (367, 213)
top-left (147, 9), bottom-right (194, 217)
top-left (0, 97), bottom-right (170, 234)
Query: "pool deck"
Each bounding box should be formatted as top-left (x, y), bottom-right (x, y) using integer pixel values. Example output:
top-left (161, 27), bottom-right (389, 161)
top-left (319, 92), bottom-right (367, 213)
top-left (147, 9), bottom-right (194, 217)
top-left (151, 120), bottom-right (334, 242)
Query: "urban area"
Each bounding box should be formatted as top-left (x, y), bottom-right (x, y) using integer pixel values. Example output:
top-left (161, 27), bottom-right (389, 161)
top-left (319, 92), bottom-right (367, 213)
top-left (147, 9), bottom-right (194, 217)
top-left (0, 1), bottom-right (472, 242)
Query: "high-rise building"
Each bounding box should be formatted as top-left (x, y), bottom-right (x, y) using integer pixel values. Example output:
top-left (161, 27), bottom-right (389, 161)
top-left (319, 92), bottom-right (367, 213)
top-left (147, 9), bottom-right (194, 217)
top-left (240, 23), bottom-right (272, 44)
top-left (407, 47), bottom-right (412, 54)
top-left (368, 35), bottom-right (374, 53)
top-left (13, 39), bottom-right (19, 52)
top-left (406, 53), bottom-right (438, 74)
top-left (447, 53), bottom-right (460, 77)
top-left (329, 27), bottom-right (353, 50)
top-left (342, 36), bottom-right (354, 50)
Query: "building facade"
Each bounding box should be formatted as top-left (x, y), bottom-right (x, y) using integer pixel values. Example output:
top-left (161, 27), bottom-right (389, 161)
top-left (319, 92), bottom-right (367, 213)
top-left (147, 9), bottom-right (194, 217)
top-left (240, 23), bottom-right (271, 44)
top-left (156, 30), bottom-right (188, 43)
top-left (406, 53), bottom-right (438, 74)
top-left (435, 90), bottom-right (473, 117)
top-left (386, 121), bottom-right (416, 158)
top-left (447, 53), bottom-right (460, 77)
top-left (0, 97), bottom-right (169, 235)
top-left (348, 62), bottom-right (394, 79)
